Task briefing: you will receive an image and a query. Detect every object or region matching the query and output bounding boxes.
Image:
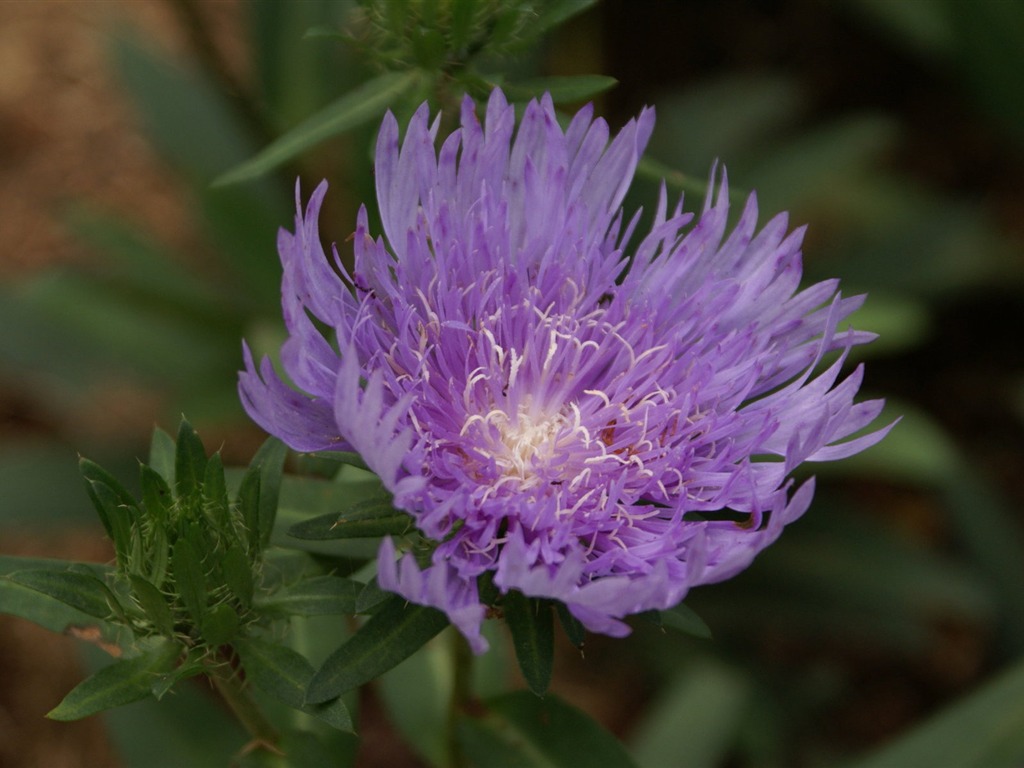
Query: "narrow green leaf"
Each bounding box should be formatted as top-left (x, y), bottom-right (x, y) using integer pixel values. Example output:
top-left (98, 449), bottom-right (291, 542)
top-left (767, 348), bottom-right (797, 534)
top-left (174, 419), bottom-right (207, 499)
top-left (458, 691), bottom-right (637, 768)
top-left (48, 640), bottom-right (181, 721)
top-left (80, 459), bottom-right (136, 546)
top-left (171, 538), bottom-right (207, 629)
top-left (845, 658), bottom-right (1024, 768)
top-left (6, 569), bottom-right (115, 620)
top-left (555, 602), bottom-right (585, 648)
top-left (237, 469), bottom-right (262, 555)
top-left (245, 437), bottom-right (288, 549)
top-left (79, 458), bottom-right (137, 510)
top-left (222, 545), bottom-right (255, 609)
top-left (306, 597), bottom-right (448, 703)
top-left (288, 497), bottom-right (412, 541)
top-left (256, 575), bottom-right (362, 617)
top-left (354, 578), bottom-right (390, 614)
top-left (503, 592), bottom-right (554, 696)
top-left (235, 637), bottom-right (353, 732)
top-left (203, 452), bottom-right (231, 530)
top-left (502, 75), bottom-right (617, 104)
top-left (140, 464), bottom-right (173, 526)
top-left (149, 426), bottom-right (177, 487)
top-left (660, 602), bottom-right (713, 640)
top-left (129, 575), bottom-right (175, 636)
top-left (214, 71), bottom-right (418, 186)
top-left (0, 557), bottom-right (114, 632)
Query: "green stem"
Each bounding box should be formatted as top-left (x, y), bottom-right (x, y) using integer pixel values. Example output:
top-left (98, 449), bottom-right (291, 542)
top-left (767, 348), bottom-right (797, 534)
top-left (207, 660), bottom-right (280, 748)
top-left (444, 629), bottom-right (473, 768)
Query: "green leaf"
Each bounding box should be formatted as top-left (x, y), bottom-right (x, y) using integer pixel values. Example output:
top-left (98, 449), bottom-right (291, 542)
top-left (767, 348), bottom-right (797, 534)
top-left (222, 545), bottom-right (255, 608)
top-left (501, 75), bottom-right (617, 104)
top-left (256, 575), bottom-right (362, 617)
top-left (845, 657), bottom-right (1024, 768)
top-left (174, 419), bottom-right (208, 499)
top-left (201, 603), bottom-right (240, 646)
top-left (215, 71), bottom-right (419, 186)
top-left (140, 463), bottom-right (173, 526)
top-left (171, 538), bottom-right (208, 629)
top-left (237, 469), bottom-right (263, 555)
top-left (48, 640), bottom-right (181, 720)
top-left (660, 602), bottom-right (713, 640)
top-left (458, 691), bottom-right (637, 768)
top-left (248, 437), bottom-right (288, 548)
top-left (503, 592), bottom-right (554, 696)
top-left (149, 426), bottom-right (177, 487)
top-left (235, 637), bottom-right (353, 732)
top-left (129, 575), bottom-right (175, 636)
top-left (6, 568), bottom-right (117, 621)
top-left (306, 597), bottom-right (449, 703)
top-left (288, 497), bottom-right (412, 540)
top-left (0, 557), bottom-right (114, 633)
top-left (203, 452), bottom-right (231, 530)
top-left (80, 459), bottom-right (137, 548)
top-left (555, 602), bottom-right (585, 648)
top-left (354, 578), bottom-right (390, 614)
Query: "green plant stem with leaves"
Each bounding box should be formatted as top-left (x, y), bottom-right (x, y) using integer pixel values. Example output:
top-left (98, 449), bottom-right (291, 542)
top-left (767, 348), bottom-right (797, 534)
top-left (207, 657), bottom-right (281, 750)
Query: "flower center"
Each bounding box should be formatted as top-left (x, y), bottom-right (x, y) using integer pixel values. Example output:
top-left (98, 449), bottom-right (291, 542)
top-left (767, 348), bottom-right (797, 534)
top-left (492, 405), bottom-right (567, 481)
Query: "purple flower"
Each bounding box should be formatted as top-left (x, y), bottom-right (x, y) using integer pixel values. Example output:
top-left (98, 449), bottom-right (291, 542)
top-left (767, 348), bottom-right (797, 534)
top-left (240, 89), bottom-right (892, 653)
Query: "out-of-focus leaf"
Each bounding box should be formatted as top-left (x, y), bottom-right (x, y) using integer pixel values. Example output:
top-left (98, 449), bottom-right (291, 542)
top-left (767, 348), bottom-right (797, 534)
top-left (646, 75), bottom-right (804, 178)
top-left (235, 637), bottom-right (353, 732)
top-left (843, 295), bottom-right (931, 353)
top-left (826, 401), bottom-right (959, 486)
top-left (250, 0), bottom-right (358, 129)
top-left (306, 597), bottom-right (448, 703)
top-left (377, 631), bottom-right (451, 765)
top-left (947, 0), bottom-right (1024, 149)
top-left (5, 569), bottom-right (116, 621)
top-left (501, 75), bottom-right (616, 104)
top-left (503, 591), bottom-right (553, 696)
top-left (0, 557), bottom-right (113, 633)
top-left (288, 498), bottom-right (412, 541)
top-left (215, 71), bottom-right (418, 186)
top-left (845, 658), bottom-right (1024, 768)
top-left (256, 575), bottom-right (362, 617)
top-left (532, 0), bottom-right (598, 37)
top-left (111, 33), bottom-right (262, 183)
top-left (458, 691), bottom-right (637, 768)
top-left (48, 639), bottom-right (181, 721)
top-left (630, 660), bottom-right (751, 768)
top-left (837, 0), bottom-right (954, 57)
top-left (660, 602), bottom-right (713, 640)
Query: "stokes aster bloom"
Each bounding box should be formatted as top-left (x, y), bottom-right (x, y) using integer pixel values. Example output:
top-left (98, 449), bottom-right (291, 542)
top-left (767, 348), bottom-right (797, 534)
top-left (240, 89), bottom-right (891, 652)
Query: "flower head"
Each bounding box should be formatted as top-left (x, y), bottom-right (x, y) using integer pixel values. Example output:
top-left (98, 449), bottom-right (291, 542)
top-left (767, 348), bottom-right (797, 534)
top-left (240, 89), bottom-right (891, 652)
